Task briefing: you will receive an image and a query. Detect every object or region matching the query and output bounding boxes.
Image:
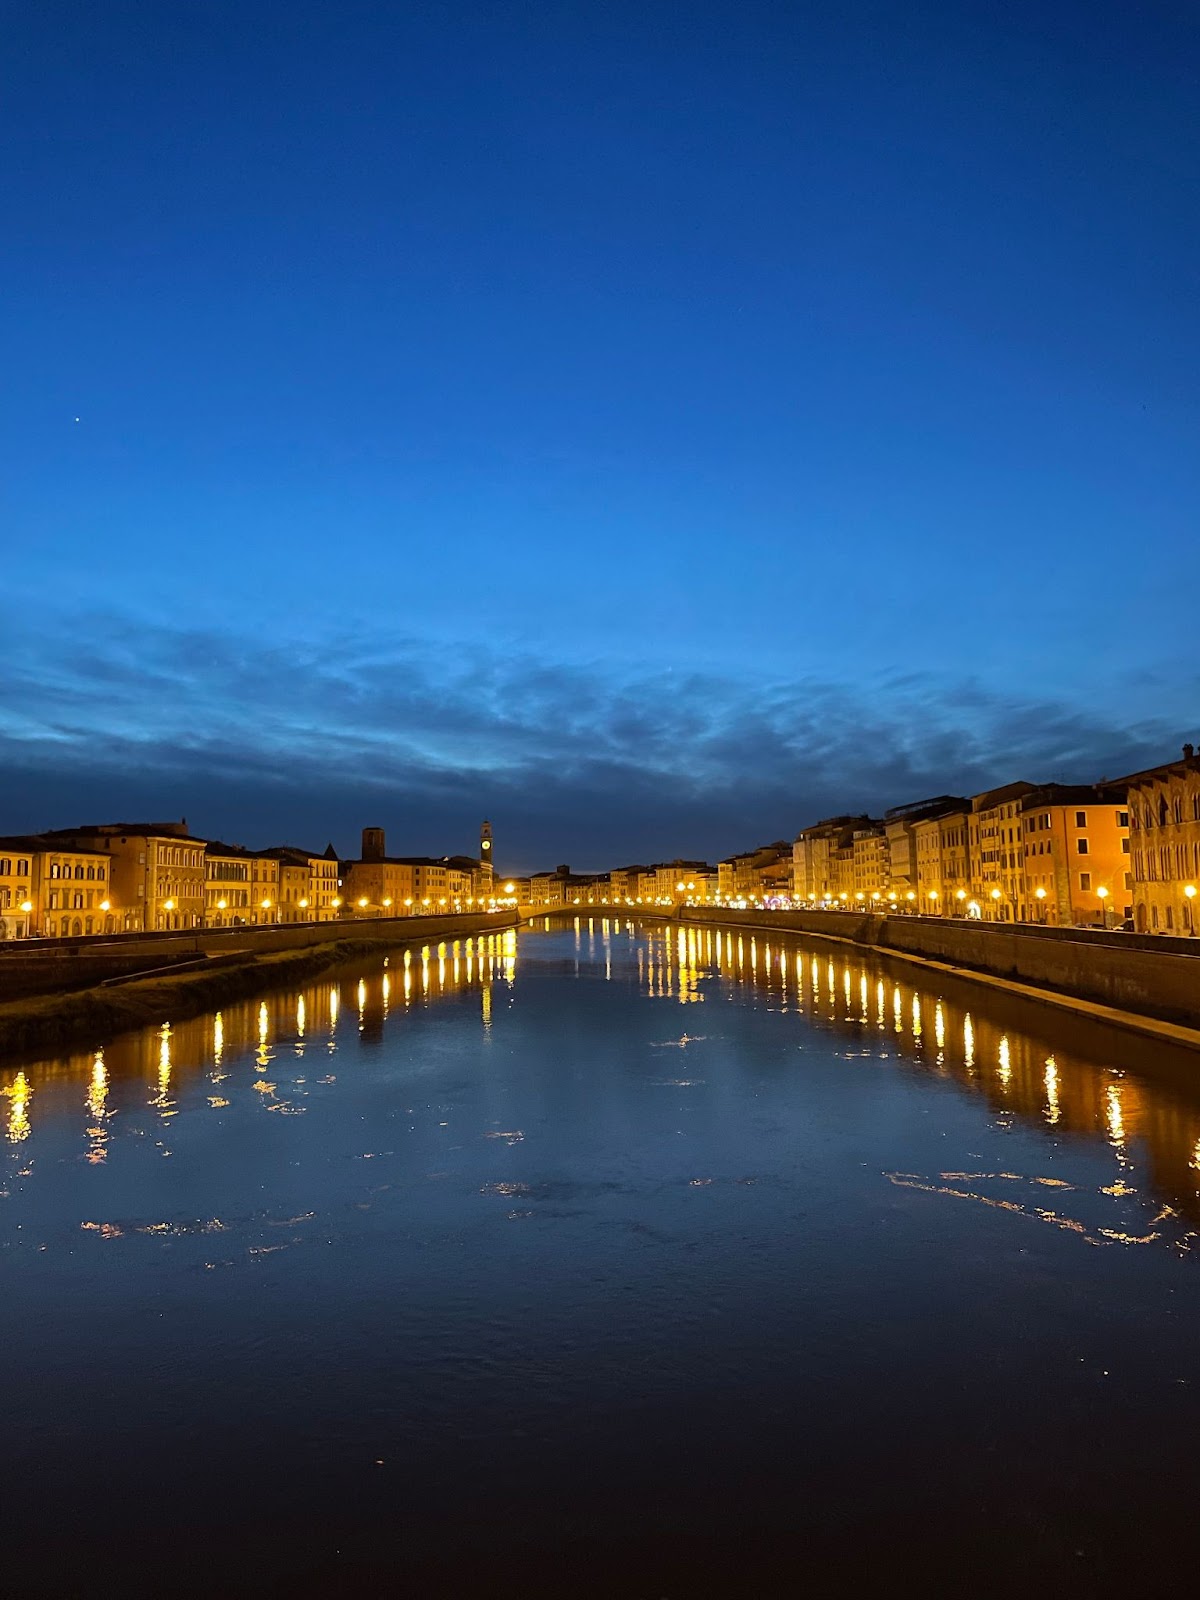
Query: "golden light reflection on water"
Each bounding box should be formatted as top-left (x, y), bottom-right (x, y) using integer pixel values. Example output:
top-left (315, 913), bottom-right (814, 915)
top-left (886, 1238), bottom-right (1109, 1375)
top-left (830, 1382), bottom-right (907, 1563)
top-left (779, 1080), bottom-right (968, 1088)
top-left (85, 1053), bottom-right (109, 1165)
top-left (1044, 1057), bottom-right (1061, 1126)
top-left (6, 1070), bottom-right (31, 1143)
top-left (7, 919), bottom-right (1200, 1250)
top-left (620, 918), bottom-right (1200, 1239)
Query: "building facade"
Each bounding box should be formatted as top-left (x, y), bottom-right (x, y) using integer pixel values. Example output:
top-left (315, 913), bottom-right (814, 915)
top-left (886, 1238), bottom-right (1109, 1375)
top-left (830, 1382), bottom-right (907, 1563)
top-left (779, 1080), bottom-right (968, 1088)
top-left (1122, 746), bottom-right (1200, 934)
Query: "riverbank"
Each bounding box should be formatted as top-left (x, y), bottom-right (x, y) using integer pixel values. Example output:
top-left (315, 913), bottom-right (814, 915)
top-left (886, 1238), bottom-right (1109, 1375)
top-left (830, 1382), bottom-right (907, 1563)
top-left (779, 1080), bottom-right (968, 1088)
top-left (675, 906), bottom-right (1200, 1046)
top-left (0, 915), bottom-right (518, 1059)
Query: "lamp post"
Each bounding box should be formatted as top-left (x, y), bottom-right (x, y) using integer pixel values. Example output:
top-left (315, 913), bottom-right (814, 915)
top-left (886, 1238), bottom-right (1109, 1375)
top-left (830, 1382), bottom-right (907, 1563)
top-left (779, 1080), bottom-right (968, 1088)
top-left (1097, 885), bottom-right (1109, 930)
top-left (955, 889), bottom-right (967, 917)
top-left (1035, 886), bottom-right (1047, 924)
top-left (990, 887), bottom-right (1002, 922)
top-left (1185, 883), bottom-right (1196, 935)
top-left (928, 889), bottom-right (939, 917)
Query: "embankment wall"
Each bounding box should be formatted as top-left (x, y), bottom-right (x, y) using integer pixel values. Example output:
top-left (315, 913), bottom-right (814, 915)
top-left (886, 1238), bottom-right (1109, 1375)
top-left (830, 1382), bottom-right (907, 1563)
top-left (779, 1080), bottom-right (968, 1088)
top-left (680, 908), bottom-right (1200, 1029)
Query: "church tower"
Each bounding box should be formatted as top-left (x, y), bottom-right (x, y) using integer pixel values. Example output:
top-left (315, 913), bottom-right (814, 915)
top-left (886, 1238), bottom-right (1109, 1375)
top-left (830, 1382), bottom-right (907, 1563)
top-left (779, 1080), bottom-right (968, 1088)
top-left (479, 820), bottom-right (494, 884)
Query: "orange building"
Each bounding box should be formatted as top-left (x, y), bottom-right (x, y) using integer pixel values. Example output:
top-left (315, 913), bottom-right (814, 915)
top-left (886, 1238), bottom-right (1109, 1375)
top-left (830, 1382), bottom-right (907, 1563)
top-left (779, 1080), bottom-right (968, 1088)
top-left (1019, 784), bottom-right (1131, 927)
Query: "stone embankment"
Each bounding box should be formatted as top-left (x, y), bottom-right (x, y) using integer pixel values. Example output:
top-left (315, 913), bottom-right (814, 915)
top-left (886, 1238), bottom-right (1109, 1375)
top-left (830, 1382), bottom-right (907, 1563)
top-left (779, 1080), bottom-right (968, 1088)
top-left (0, 912), bottom-right (518, 1058)
top-left (678, 907), bottom-right (1200, 1033)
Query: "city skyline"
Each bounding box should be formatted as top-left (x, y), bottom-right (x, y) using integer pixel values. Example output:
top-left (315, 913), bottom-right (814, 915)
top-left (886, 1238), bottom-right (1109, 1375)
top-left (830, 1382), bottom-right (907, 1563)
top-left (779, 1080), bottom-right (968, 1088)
top-left (6, 1), bottom-right (1198, 867)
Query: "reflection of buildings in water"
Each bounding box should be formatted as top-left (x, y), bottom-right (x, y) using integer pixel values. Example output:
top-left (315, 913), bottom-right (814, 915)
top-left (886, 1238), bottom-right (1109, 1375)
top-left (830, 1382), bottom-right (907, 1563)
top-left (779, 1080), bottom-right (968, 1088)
top-left (0, 932), bottom-right (515, 1155)
top-left (629, 919), bottom-right (1200, 1230)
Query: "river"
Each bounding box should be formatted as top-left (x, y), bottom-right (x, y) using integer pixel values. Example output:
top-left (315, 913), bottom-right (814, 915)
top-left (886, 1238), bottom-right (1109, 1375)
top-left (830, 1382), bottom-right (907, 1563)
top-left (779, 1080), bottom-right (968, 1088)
top-left (3, 917), bottom-right (1200, 1595)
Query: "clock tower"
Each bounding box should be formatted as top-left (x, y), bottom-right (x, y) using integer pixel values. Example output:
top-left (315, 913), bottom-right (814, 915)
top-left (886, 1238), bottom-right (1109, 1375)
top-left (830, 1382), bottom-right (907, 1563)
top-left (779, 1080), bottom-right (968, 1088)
top-left (479, 820), bottom-right (494, 885)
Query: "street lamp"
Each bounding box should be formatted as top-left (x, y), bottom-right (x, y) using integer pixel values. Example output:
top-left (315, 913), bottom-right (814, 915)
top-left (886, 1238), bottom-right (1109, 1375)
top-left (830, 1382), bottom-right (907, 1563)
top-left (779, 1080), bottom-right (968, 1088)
top-left (358, 897), bottom-right (368, 909)
top-left (1035, 886), bottom-right (1046, 924)
top-left (990, 888), bottom-right (1002, 921)
top-left (955, 889), bottom-right (966, 916)
top-left (1096, 885), bottom-right (1109, 929)
top-left (928, 889), bottom-right (939, 915)
top-left (1184, 883), bottom-right (1196, 934)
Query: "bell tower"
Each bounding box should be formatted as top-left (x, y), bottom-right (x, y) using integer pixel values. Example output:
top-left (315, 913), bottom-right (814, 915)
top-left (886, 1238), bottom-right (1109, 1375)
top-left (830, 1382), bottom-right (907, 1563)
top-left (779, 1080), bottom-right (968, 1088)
top-left (479, 820), bottom-right (494, 883)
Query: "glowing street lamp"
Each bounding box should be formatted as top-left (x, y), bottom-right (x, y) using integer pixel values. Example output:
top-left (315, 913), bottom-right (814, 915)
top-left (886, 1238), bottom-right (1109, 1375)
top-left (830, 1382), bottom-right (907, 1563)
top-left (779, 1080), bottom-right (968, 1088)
top-left (358, 897), bottom-right (368, 909)
top-left (1096, 885), bottom-right (1109, 929)
top-left (1035, 886), bottom-right (1047, 923)
top-left (99, 899), bottom-right (111, 913)
top-left (990, 888), bottom-right (1002, 920)
top-left (1186, 883), bottom-right (1197, 935)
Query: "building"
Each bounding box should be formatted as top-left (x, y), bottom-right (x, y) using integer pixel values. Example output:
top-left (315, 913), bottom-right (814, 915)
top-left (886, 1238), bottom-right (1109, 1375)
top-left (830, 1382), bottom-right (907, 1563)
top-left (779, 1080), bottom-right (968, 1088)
top-left (851, 826), bottom-right (890, 904)
top-left (204, 842), bottom-right (254, 926)
top-left (719, 842), bottom-right (792, 903)
top-left (43, 821), bottom-right (207, 931)
top-left (652, 861), bottom-right (715, 904)
top-left (1017, 785), bottom-right (1130, 927)
top-left (0, 841), bottom-right (37, 939)
top-left (791, 817), bottom-right (869, 902)
top-left (968, 783), bottom-right (1035, 921)
top-left (883, 797), bottom-right (969, 912)
top-left (1120, 745), bottom-right (1200, 934)
top-left (912, 806), bottom-right (972, 914)
top-left (264, 845), bottom-right (341, 921)
top-left (0, 838), bottom-right (116, 940)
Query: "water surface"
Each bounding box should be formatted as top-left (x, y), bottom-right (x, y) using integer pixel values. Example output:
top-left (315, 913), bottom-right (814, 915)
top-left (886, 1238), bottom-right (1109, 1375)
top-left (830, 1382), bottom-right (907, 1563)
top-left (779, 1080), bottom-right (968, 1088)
top-left (4, 919), bottom-right (1200, 1595)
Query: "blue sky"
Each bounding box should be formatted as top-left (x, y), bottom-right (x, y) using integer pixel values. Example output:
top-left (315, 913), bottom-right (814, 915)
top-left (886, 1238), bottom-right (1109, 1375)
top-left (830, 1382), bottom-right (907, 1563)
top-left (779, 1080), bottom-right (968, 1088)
top-left (4, 0), bottom-right (1197, 870)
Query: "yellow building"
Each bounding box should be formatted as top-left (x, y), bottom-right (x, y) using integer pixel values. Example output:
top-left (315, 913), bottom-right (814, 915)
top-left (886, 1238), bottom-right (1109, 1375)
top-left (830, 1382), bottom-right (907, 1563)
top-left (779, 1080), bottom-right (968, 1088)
top-left (37, 842), bottom-right (117, 938)
top-left (718, 842), bottom-right (791, 903)
top-left (969, 782), bottom-right (1035, 922)
top-left (1019, 785), bottom-right (1131, 927)
top-left (0, 840), bottom-right (38, 940)
top-left (851, 827), bottom-right (890, 904)
top-left (1121, 746), bottom-right (1200, 934)
top-left (247, 853), bottom-right (280, 924)
top-left (791, 817), bottom-right (867, 902)
top-left (44, 822), bottom-right (207, 931)
top-left (204, 843), bottom-right (253, 926)
top-left (264, 847), bottom-right (340, 921)
top-left (913, 807), bottom-right (971, 915)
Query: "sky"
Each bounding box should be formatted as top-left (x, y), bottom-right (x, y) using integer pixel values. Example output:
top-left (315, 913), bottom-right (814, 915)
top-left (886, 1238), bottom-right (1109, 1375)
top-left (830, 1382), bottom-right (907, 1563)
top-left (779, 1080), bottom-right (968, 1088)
top-left (4, 0), bottom-right (1197, 871)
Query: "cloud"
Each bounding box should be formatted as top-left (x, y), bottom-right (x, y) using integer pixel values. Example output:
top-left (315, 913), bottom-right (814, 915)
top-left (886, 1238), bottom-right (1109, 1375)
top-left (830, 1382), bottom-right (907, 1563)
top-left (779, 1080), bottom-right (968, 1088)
top-left (0, 612), bottom-right (1190, 870)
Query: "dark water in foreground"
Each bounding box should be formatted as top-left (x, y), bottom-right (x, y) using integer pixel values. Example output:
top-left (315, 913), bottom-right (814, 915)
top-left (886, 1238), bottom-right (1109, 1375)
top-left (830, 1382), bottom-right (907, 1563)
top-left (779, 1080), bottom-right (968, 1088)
top-left (4, 918), bottom-right (1200, 1596)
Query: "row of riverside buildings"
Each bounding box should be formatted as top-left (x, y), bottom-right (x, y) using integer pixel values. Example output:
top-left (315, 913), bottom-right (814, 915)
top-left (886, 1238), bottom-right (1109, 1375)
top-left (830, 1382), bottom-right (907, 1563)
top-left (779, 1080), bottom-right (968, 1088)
top-left (3, 745), bottom-right (1198, 943)
top-left (0, 821), bottom-right (501, 942)
top-left (522, 744), bottom-right (1200, 937)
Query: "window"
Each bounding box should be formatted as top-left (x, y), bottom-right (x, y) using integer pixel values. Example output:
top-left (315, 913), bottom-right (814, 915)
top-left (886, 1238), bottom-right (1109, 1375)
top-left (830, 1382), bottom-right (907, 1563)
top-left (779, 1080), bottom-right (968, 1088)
top-left (50, 862), bottom-right (60, 878)
top-left (1077, 839), bottom-right (1089, 855)
top-left (1080, 872), bottom-right (1092, 890)
top-left (1118, 811), bottom-right (1129, 827)
top-left (1122, 839), bottom-right (1130, 853)
top-left (1075, 811), bottom-right (1087, 827)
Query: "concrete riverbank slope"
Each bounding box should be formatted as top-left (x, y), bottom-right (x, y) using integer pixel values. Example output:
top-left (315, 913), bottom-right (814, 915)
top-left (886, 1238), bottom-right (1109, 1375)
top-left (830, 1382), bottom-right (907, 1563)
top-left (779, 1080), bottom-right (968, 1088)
top-left (0, 912), bottom-right (518, 1058)
top-left (679, 908), bottom-right (1200, 1030)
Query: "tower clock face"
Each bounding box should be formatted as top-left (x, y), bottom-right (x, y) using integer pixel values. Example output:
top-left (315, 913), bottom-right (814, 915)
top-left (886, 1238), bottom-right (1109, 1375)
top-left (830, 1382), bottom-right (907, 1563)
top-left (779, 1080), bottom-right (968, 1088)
top-left (482, 840), bottom-right (490, 851)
